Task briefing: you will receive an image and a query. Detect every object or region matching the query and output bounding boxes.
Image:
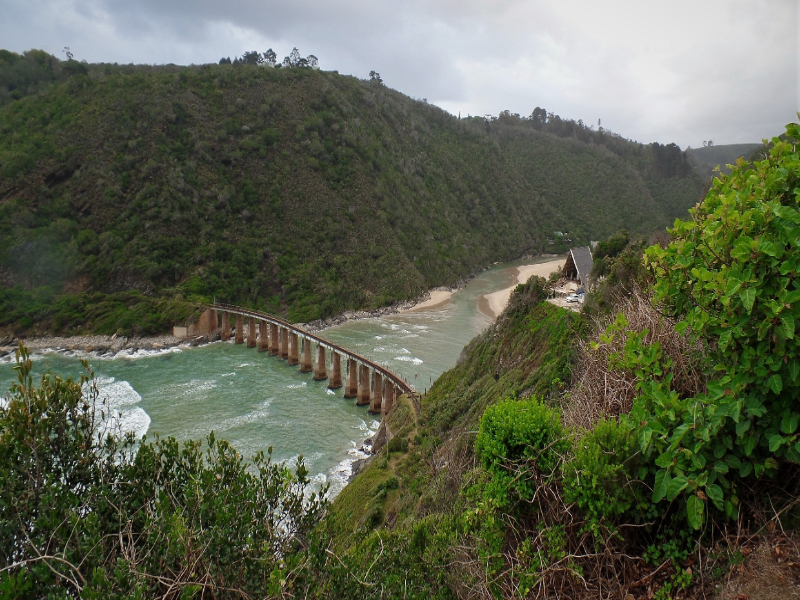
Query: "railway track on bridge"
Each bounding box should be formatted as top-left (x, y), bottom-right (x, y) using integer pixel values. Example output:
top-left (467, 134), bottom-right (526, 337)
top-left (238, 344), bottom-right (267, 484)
top-left (209, 304), bottom-right (415, 416)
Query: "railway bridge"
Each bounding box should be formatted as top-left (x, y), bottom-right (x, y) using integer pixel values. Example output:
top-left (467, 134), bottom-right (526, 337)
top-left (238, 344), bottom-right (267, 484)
top-left (206, 304), bottom-right (415, 416)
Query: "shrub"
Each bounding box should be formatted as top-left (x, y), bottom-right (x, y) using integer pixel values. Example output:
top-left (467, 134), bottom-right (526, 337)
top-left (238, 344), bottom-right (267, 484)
top-left (475, 397), bottom-right (569, 507)
top-left (596, 122), bottom-right (800, 529)
top-left (562, 418), bottom-right (647, 536)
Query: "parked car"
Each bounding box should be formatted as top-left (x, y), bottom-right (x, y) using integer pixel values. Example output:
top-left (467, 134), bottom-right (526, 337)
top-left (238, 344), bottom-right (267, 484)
top-left (565, 293), bottom-right (585, 303)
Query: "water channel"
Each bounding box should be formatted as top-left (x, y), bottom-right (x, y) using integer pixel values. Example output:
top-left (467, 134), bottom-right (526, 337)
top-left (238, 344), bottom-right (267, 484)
top-left (0, 256), bottom-right (561, 497)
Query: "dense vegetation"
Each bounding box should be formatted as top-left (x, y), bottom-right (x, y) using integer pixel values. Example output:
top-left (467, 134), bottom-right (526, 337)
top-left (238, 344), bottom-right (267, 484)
top-left (0, 346), bottom-right (326, 598)
top-left (2, 123), bottom-right (798, 597)
top-left (318, 125), bottom-right (800, 597)
top-left (0, 50), bottom-right (704, 335)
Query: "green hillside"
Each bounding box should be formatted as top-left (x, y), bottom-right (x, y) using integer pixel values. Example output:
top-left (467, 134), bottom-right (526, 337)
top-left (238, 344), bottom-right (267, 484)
top-left (0, 52), bottom-right (704, 335)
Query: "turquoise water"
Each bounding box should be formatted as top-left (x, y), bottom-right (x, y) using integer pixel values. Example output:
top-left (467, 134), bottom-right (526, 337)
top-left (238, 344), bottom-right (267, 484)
top-left (0, 257), bottom-right (556, 496)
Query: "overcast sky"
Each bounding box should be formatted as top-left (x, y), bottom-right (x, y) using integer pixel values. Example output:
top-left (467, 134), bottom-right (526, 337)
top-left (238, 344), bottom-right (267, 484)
top-left (3, 0), bottom-right (798, 148)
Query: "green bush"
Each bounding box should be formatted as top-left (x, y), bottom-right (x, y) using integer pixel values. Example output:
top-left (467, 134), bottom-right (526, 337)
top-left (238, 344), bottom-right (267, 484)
top-left (562, 418), bottom-right (647, 536)
top-left (475, 397), bottom-right (569, 506)
top-left (596, 121), bottom-right (800, 530)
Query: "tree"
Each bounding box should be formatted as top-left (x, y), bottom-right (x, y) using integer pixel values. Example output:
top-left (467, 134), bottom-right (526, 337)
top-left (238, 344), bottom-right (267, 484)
top-left (369, 70), bottom-right (383, 84)
top-left (241, 50), bottom-right (261, 65)
top-left (219, 56), bottom-right (232, 64)
top-left (263, 48), bottom-right (277, 67)
top-left (632, 121), bottom-right (800, 528)
top-left (530, 107), bottom-right (547, 129)
top-left (307, 54), bottom-right (319, 69)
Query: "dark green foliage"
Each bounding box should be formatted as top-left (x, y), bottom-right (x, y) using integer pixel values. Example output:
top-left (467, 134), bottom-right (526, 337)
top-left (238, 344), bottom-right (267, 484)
top-left (686, 143), bottom-right (762, 179)
top-left (0, 49), bottom-right (87, 107)
top-left (303, 516), bottom-right (457, 599)
top-left (583, 235), bottom-right (649, 317)
top-left (592, 229), bottom-right (629, 261)
top-left (0, 55), bottom-right (703, 334)
top-left (0, 346), bottom-right (326, 597)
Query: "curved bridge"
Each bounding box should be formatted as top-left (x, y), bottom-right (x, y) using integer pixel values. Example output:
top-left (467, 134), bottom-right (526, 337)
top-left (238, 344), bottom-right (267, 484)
top-left (208, 304), bottom-right (414, 415)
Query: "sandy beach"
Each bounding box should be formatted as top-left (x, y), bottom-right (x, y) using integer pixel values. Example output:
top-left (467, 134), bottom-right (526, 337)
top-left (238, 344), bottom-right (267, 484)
top-left (479, 258), bottom-right (565, 319)
top-left (403, 289), bottom-right (454, 312)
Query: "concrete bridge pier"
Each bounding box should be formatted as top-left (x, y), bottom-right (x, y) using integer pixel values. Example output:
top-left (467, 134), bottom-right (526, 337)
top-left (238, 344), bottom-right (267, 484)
top-left (300, 338), bottom-right (313, 373)
top-left (328, 352), bottom-right (343, 389)
top-left (369, 371), bottom-right (383, 414)
top-left (279, 327), bottom-right (289, 359)
top-left (382, 381), bottom-right (395, 416)
top-left (357, 364), bottom-right (371, 406)
top-left (235, 315), bottom-right (244, 344)
top-left (247, 317), bottom-right (257, 348)
top-left (221, 312), bottom-right (231, 341)
top-left (288, 333), bottom-right (299, 366)
top-left (313, 345), bottom-right (327, 380)
top-left (258, 321), bottom-right (269, 351)
top-left (269, 324), bottom-right (279, 355)
top-left (344, 359), bottom-right (358, 398)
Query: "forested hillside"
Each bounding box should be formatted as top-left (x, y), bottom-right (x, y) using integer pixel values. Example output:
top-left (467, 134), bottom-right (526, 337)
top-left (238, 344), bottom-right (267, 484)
top-left (0, 50), bottom-right (704, 334)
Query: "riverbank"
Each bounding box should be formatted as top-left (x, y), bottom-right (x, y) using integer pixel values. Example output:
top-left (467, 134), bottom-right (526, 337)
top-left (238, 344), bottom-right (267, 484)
top-left (478, 258), bottom-right (566, 318)
top-left (4, 254), bottom-right (563, 359)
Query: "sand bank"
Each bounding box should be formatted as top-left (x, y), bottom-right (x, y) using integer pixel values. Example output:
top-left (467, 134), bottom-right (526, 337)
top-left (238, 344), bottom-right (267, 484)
top-left (403, 289), bottom-right (454, 312)
top-left (479, 258), bottom-right (565, 319)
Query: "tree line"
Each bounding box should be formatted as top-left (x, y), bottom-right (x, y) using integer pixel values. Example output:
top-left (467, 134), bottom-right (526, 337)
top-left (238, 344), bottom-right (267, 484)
top-left (220, 47), bottom-right (319, 69)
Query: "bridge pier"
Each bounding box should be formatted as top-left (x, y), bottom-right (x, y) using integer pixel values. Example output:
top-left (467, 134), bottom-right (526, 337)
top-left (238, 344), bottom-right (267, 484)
top-left (328, 352), bottom-right (343, 389)
top-left (247, 317), bottom-right (257, 348)
top-left (279, 327), bottom-right (289, 359)
top-left (344, 358), bottom-right (358, 398)
top-left (221, 312), bottom-right (231, 341)
top-left (357, 364), bottom-right (371, 406)
top-left (258, 321), bottom-right (269, 351)
top-left (314, 345), bottom-right (327, 380)
top-left (382, 381), bottom-right (395, 416)
top-left (369, 371), bottom-right (383, 414)
top-left (288, 332), bottom-right (299, 366)
top-left (300, 338), bottom-right (313, 373)
top-left (269, 323), bottom-right (279, 355)
top-left (235, 315), bottom-right (244, 344)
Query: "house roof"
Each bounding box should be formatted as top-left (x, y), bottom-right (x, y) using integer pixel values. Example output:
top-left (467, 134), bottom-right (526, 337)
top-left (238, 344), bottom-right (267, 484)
top-left (565, 246), bottom-right (593, 287)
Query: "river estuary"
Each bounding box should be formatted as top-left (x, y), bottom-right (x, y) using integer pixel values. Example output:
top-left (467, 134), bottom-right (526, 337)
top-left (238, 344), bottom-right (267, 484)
top-left (0, 257), bottom-right (562, 497)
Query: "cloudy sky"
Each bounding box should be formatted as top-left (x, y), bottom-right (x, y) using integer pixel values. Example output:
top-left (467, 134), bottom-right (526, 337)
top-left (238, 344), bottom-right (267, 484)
top-left (3, 0), bottom-right (798, 148)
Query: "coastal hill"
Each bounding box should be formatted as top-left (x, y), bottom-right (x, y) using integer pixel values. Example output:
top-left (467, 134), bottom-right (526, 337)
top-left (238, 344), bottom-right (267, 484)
top-left (0, 50), bottom-right (704, 335)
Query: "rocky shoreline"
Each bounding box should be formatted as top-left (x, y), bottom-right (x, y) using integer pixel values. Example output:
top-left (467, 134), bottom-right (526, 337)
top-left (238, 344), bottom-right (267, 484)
top-left (0, 332), bottom-right (217, 361)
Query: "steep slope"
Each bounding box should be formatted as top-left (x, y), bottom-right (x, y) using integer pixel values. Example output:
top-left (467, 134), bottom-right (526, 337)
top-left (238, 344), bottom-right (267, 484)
top-left (0, 59), bottom-right (704, 334)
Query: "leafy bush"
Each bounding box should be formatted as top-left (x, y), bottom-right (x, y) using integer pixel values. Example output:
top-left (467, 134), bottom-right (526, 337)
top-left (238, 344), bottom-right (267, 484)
top-left (562, 418), bottom-right (647, 535)
top-left (591, 122), bottom-right (800, 530)
top-left (475, 397), bottom-right (569, 507)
